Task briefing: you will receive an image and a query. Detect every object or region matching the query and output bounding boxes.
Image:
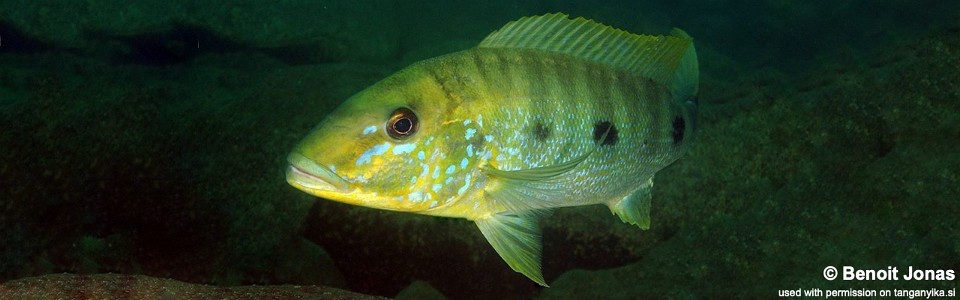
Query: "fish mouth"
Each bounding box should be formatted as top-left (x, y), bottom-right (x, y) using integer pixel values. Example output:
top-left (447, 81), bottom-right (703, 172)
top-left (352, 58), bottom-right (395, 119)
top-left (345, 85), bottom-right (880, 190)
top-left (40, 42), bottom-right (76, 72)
top-left (286, 153), bottom-right (350, 192)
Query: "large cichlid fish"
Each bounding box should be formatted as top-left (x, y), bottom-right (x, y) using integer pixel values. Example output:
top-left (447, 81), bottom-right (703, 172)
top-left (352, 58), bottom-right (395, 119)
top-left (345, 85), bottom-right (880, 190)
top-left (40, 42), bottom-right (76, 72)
top-left (286, 13), bottom-right (698, 286)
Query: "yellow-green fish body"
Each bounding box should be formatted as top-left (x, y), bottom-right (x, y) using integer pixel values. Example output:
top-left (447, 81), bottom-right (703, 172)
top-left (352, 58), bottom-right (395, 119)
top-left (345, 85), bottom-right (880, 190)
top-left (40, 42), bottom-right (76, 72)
top-left (286, 13), bottom-right (698, 286)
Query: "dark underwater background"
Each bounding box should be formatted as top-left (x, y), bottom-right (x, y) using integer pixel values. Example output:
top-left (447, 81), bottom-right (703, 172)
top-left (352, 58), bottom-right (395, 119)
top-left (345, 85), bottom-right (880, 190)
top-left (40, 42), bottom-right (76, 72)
top-left (1, 1), bottom-right (958, 299)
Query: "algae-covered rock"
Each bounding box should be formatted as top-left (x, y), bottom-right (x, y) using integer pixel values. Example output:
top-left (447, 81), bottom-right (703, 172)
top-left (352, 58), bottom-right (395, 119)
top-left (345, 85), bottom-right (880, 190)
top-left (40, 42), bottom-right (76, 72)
top-left (0, 273), bottom-right (386, 299)
top-left (0, 0), bottom-right (399, 61)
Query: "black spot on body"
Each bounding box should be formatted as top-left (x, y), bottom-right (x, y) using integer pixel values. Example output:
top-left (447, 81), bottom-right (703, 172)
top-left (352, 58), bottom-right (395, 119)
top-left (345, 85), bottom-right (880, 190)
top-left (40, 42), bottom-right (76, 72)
top-left (593, 121), bottom-right (618, 146)
top-left (531, 122), bottom-right (551, 141)
top-left (672, 116), bottom-right (685, 145)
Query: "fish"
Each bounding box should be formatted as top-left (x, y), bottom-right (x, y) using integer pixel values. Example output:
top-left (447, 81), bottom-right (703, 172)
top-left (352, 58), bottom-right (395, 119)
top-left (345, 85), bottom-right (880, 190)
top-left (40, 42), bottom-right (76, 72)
top-left (285, 13), bottom-right (698, 286)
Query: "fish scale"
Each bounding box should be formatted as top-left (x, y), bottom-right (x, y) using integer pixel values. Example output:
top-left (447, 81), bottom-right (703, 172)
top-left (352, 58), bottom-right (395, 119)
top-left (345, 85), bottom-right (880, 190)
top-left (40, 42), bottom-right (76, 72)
top-left (285, 13), bottom-right (698, 286)
top-left (445, 48), bottom-right (674, 176)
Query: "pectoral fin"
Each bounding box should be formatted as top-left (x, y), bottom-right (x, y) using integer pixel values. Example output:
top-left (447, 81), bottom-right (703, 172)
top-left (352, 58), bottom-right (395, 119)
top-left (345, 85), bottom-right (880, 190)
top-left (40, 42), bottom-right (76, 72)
top-left (475, 213), bottom-right (547, 286)
top-left (481, 150), bottom-right (590, 182)
top-left (480, 139), bottom-right (606, 213)
top-left (480, 150), bottom-right (590, 213)
top-left (608, 178), bottom-right (654, 229)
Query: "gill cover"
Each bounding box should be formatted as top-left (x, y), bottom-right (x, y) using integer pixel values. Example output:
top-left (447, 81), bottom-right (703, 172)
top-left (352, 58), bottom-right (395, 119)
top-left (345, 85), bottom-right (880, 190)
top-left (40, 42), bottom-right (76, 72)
top-left (286, 68), bottom-right (450, 212)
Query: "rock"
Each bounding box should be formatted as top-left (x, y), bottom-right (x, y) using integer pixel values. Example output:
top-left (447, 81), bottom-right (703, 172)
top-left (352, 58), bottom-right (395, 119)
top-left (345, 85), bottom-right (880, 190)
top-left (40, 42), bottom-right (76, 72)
top-left (273, 238), bottom-right (346, 288)
top-left (0, 273), bottom-right (386, 299)
top-left (395, 280), bottom-right (447, 300)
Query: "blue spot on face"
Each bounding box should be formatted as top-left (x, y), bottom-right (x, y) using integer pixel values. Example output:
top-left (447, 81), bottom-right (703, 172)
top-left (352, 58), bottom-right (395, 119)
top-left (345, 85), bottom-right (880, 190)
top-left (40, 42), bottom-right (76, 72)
top-left (417, 151), bottom-right (425, 160)
top-left (445, 165), bottom-right (456, 174)
top-left (362, 125), bottom-right (377, 135)
top-left (463, 119), bottom-right (472, 125)
top-left (420, 164), bottom-right (429, 177)
top-left (460, 158), bottom-right (468, 169)
top-left (466, 144), bottom-right (474, 157)
top-left (356, 142), bottom-right (390, 165)
top-left (458, 173), bottom-right (472, 195)
top-left (465, 128), bottom-right (477, 140)
top-left (392, 143), bottom-right (416, 155)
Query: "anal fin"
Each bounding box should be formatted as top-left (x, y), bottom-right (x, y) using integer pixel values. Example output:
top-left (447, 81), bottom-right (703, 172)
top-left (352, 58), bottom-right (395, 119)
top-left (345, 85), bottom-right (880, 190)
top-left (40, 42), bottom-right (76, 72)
top-left (608, 178), bottom-right (654, 229)
top-left (475, 213), bottom-right (547, 286)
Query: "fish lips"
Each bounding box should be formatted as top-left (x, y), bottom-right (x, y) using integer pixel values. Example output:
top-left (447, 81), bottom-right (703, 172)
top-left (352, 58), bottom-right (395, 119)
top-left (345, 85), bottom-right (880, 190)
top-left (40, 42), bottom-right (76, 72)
top-left (286, 153), bottom-right (350, 193)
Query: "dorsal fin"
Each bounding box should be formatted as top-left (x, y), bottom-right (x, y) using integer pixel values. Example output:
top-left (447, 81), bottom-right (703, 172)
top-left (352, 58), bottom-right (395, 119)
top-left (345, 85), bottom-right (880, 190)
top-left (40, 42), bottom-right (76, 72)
top-left (479, 13), bottom-right (695, 92)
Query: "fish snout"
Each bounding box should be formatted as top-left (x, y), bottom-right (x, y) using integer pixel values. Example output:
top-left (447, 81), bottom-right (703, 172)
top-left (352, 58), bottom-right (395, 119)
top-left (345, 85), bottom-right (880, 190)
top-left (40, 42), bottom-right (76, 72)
top-left (286, 153), bottom-right (350, 193)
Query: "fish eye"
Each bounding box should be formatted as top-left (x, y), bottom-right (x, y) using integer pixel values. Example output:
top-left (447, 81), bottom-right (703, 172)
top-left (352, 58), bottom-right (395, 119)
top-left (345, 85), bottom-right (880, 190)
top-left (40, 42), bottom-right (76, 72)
top-left (386, 107), bottom-right (418, 139)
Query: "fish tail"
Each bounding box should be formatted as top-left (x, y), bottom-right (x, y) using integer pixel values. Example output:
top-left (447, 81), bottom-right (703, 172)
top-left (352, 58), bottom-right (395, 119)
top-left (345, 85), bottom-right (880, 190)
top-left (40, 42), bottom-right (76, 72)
top-left (668, 28), bottom-right (699, 102)
top-left (669, 28), bottom-right (699, 134)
